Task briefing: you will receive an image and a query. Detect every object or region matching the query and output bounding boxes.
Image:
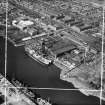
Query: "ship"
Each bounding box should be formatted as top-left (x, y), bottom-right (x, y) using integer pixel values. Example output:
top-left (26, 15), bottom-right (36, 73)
top-left (37, 98), bottom-right (52, 105)
top-left (25, 46), bottom-right (53, 65)
top-left (0, 74), bottom-right (36, 105)
top-left (11, 77), bottom-right (52, 105)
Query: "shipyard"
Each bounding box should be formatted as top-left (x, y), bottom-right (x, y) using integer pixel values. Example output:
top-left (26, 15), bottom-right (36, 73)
top-left (0, 0), bottom-right (105, 105)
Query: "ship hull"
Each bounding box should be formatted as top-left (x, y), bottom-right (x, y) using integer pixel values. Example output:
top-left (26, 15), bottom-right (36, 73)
top-left (25, 48), bottom-right (52, 65)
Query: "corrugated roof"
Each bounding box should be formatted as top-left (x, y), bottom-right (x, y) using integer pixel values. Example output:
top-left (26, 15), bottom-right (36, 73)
top-left (52, 45), bottom-right (76, 55)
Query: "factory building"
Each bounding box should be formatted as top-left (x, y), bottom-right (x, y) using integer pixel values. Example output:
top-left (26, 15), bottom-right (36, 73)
top-left (43, 36), bottom-right (77, 58)
top-left (12, 18), bottom-right (34, 30)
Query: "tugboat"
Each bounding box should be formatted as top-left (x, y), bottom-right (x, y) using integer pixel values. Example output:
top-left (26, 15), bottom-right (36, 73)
top-left (37, 97), bottom-right (52, 105)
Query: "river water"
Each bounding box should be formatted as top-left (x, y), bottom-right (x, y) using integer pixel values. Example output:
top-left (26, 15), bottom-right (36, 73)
top-left (0, 37), bottom-right (104, 105)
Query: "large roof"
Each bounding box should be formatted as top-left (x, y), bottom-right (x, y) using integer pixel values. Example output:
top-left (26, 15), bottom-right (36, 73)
top-left (52, 44), bottom-right (76, 55)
